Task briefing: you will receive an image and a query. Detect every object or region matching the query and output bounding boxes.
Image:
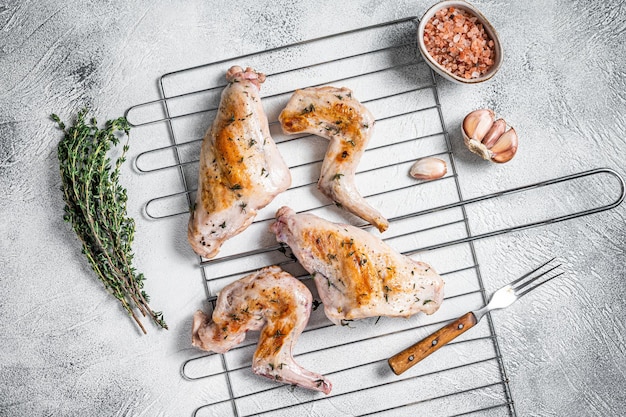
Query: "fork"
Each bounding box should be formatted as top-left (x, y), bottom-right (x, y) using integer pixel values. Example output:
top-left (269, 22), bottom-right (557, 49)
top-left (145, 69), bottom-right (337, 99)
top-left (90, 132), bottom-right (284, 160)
top-left (388, 258), bottom-right (564, 375)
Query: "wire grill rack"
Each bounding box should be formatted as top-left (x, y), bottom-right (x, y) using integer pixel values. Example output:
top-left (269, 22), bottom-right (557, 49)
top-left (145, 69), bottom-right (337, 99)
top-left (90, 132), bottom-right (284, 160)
top-left (126, 17), bottom-right (625, 417)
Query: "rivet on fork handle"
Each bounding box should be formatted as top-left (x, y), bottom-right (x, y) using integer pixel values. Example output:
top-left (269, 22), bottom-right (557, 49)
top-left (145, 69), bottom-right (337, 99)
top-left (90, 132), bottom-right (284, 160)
top-left (388, 312), bottom-right (478, 375)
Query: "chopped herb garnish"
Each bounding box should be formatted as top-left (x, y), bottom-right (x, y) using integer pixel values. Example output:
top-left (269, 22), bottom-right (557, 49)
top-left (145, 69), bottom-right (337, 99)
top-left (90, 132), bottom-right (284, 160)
top-left (341, 238), bottom-right (354, 247)
top-left (383, 285), bottom-right (392, 303)
top-left (301, 103), bottom-right (315, 114)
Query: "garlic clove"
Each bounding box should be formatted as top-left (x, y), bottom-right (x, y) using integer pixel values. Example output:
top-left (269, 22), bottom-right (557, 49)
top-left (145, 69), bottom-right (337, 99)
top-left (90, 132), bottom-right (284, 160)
top-left (490, 127), bottom-right (518, 163)
top-left (461, 108), bottom-right (519, 163)
top-left (409, 157), bottom-right (447, 180)
top-left (462, 109), bottom-right (495, 142)
top-left (481, 119), bottom-right (506, 149)
top-left (492, 147), bottom-right (517, 164)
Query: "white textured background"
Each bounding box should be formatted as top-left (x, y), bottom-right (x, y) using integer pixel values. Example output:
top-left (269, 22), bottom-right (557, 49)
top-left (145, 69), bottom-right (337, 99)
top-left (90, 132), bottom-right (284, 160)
top-left (1, 1), bottom-right (624, 416)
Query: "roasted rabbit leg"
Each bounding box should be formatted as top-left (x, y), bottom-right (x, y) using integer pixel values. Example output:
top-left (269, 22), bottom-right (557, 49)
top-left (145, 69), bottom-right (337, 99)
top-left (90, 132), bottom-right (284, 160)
top-left (188, 66), bottom-right (291, 259)
top-left (192, 265), bottom-right (332, 394)
top-left (270, 207), bottom-right (444, 325)
top-left (279, 86), bottom-right (389, 232)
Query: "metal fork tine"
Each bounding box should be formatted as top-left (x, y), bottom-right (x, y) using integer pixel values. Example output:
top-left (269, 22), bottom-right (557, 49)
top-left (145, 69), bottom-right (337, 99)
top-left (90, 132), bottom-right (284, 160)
top-left (509, 257), bottom-right (556, 288)
top-left (513, 263), bottom-right (562, 293)
top-left (517, 271), bottom-right (565, 298)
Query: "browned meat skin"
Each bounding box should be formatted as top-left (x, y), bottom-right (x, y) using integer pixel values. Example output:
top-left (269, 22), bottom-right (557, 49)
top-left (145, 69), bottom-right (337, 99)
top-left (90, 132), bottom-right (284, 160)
top-left (270, 207), bottom-right (444, 325)
top-left (188, 66), bottom-right (291, 259)
top-left (278, 86), bottom-right (389, 232)
top-left (191, 265), bottom-right (332, 394)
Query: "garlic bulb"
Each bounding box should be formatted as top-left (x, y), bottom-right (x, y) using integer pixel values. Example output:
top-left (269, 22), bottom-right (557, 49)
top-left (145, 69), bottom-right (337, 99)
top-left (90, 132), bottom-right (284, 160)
top-left (409, 157), bottom-right (447, 180)
top-left (462, 109), bottom-right (518, 163)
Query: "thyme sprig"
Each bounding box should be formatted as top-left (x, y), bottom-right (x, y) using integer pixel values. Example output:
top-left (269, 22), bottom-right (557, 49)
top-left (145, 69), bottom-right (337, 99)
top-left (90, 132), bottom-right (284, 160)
top-left (53, 109), bottom-right (167, 334)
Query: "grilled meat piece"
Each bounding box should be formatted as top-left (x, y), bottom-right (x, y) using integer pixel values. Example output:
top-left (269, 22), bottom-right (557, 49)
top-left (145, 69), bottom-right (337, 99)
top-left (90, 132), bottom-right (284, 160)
top-left (270, 207), bottom-right (444, 325)
top-left (188, 66), bottom-right (291, 258)
top-left (192, 265), bottom-right (332, 394)
top-left (279, 86), bottom-right (388, 232)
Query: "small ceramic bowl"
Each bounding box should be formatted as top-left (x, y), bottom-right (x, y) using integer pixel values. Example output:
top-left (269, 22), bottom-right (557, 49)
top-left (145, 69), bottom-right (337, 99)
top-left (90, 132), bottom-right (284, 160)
top-left (417, 0), bottom-right (503, 84)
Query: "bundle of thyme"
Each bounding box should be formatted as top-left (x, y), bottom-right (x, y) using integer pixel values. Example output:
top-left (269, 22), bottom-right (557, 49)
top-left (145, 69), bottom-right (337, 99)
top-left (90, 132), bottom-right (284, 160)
top-left (53, 109), bottom-right (167, 334)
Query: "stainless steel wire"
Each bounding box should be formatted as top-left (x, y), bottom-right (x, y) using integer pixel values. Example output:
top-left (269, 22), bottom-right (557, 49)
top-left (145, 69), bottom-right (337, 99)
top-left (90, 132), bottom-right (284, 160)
top-left (127, 16), bottom-right (624, 417)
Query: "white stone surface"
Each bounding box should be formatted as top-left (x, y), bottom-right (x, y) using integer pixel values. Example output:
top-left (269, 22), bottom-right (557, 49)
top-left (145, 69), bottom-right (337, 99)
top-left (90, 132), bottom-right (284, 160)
top-left (1, 1), bottom-right (624, 416)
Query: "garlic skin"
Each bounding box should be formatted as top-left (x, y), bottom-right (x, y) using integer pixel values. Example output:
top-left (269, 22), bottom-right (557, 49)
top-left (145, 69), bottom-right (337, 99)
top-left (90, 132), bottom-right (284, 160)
top-left (409, 157), bottom-right (447, 180)
top-left (462, 109), bottom-right (518, 163)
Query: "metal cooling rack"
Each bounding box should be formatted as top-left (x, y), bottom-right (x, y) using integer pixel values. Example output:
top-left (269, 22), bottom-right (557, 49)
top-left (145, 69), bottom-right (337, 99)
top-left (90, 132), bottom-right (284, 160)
top-left (126, 17), bottom-right (625, 417)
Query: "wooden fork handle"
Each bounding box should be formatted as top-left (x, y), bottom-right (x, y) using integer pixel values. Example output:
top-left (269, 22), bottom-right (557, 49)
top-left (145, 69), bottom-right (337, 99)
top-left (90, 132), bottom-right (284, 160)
top-left (388, 312), bottom-right (477, 375)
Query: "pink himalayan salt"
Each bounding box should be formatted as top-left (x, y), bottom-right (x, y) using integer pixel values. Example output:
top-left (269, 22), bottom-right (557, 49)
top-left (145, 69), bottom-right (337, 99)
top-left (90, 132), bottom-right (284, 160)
top-left (423, 7), bottom-right (495, 79)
